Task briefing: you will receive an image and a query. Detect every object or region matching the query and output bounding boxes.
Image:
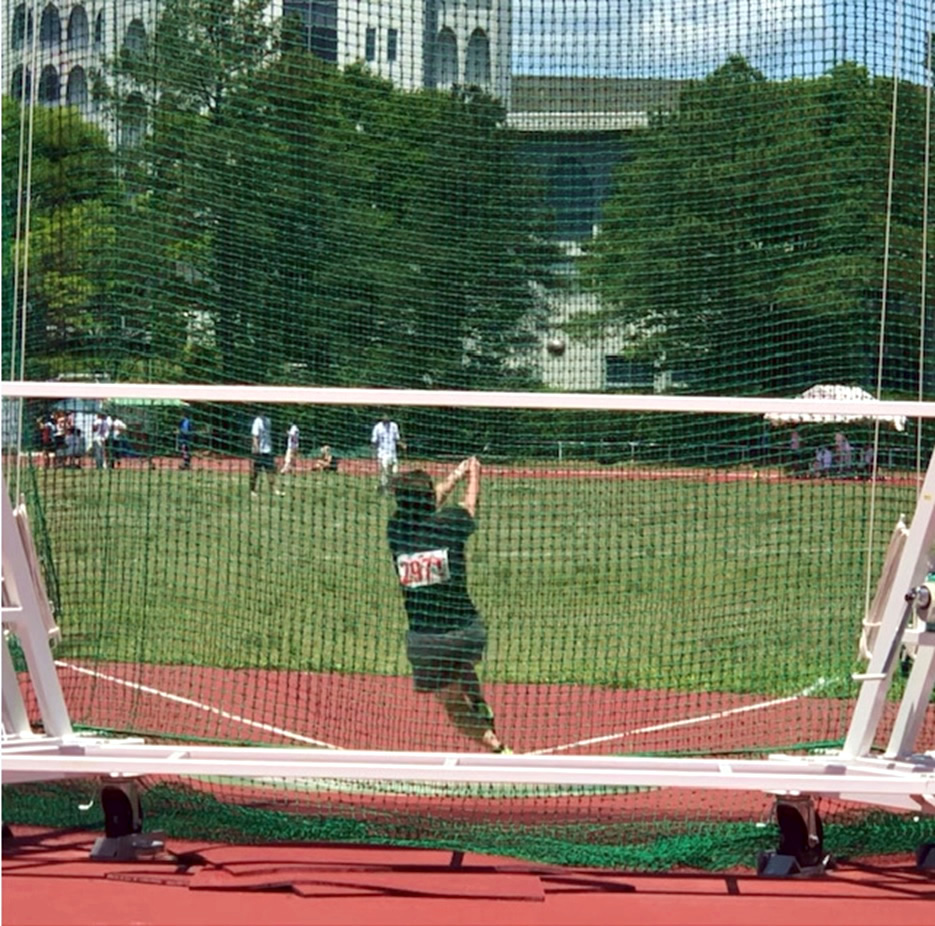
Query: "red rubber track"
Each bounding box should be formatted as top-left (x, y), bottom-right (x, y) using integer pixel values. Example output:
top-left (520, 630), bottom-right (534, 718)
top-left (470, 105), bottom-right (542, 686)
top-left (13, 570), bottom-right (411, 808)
top-left (3, 826), bottom-right (933, 926)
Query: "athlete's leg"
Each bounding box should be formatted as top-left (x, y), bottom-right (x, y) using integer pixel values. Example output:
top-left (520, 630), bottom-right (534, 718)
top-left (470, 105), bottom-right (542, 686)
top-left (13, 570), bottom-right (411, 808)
top-left (250, 456), bottom-right (260, 493)
top-left (434, 680), bottom-right (507, 753)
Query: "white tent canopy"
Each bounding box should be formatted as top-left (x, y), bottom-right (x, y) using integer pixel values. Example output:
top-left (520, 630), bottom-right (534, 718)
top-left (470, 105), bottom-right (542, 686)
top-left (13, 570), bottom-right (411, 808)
top-left (764, 384), bottom-right (907, 431)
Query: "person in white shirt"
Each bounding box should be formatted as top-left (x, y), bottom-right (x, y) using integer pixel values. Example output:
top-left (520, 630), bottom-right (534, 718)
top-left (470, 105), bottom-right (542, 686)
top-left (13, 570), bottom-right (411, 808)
top-left (250, 413), bottom-right (282, 497)
top-left (111, 416), bottom-right (129, 468)
top-left (834, 431), bottom-right (853, 474)
top-left (371, 413), bottom-right (406, 494)
top-left (280, 423), bottom-right (300, 475)
top-left (813, 445), bottom-right (832, 477)
top-left (92, 412), bottom-right (111, 469)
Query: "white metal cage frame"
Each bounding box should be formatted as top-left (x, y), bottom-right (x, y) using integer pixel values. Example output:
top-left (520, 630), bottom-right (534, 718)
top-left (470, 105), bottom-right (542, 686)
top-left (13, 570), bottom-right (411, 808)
top-left (2, 384), bottom-right (934, 817)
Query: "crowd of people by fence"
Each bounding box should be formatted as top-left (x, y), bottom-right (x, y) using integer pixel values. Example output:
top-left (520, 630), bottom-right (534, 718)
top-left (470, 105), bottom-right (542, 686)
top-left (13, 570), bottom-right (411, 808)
top-left (28, 407), bottom-right (910, 482)
top-left (785, 429), bottom-right (878, 479)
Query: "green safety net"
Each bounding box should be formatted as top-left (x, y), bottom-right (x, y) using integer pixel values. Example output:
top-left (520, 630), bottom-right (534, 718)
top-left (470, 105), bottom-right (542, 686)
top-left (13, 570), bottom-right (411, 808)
top-left (3, 0), bottom-right (934, 868)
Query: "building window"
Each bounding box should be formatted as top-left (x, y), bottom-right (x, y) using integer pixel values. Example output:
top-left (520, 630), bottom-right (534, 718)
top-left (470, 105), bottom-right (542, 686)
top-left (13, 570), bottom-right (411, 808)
top-left (465, 29), bottom-right (489, 85)
top-left (66, 66), bottom-right (88, 109)
top-left (436, 28), bottom-right (458, 87)
top-left (68, 6), bottom-right (89, 50)
top-left (387, 28), bottom-right (398, 62)
top-left (121, 92), bottom-right (147, 147)
top-left (13, 5), bottom-right (34, 50)
top-left (549, 156), bottom-right (595, 241)
top-left (38, 64), bottom-right (60, 105)
top-left (605, 357), bottom-right (654, 390)
top-left (10, 65), bottom-right (32, 101)
top-left (282, 0), bottom-right (337, 63)
top-left (123, 18), bottom-right (147, 57)
top-left (365, 27), bottom-right (376, 62)
top-left (39, 3), bottom-right (61, 48)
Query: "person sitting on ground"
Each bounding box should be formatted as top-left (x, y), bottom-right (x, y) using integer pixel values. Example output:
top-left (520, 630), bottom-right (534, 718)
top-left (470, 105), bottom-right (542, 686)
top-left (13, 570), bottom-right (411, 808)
top-left (308, 444), bottom-right (336, 472)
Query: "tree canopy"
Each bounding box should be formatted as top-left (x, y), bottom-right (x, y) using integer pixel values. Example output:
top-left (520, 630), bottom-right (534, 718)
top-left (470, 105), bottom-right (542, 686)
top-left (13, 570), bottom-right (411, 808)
top-left (2, 100), bottom-right (118, 379)
top-left (584, 56), bottom-right (933, 396)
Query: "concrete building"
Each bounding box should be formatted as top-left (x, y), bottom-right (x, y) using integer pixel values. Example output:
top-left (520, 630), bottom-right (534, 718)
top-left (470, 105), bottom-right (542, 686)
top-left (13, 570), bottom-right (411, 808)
top-left (283, 0), bottom-right (509, 102)
top-left (4, 1), bottom-right (509, 112)
top-left (5, 2), bottom-right (154, 111)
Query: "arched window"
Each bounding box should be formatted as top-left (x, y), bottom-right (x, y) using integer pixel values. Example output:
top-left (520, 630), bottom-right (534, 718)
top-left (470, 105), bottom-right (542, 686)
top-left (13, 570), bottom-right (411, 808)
top-left (68, 6), bottom-right (89, 50)
top-left (67, 66), bottom-right (88, 109)
top-left (436, 28), bottom-right (458, 88)
top-left (38, 65), bottom-right (60, 104)
top-left (464, 29), bottom-right (490, 86)
top-left (123, 18), bottom-right (147, 56)
top-left (12, 5), bottom-right (34, 50)
top-left (10, 66), bottom-right (32, 102)
top-left (39, 4), bottom-right (61, 48)
top-left (93, 10), bottom-right (104, 46)
top-left (121, 92), bottom-right (147, 147)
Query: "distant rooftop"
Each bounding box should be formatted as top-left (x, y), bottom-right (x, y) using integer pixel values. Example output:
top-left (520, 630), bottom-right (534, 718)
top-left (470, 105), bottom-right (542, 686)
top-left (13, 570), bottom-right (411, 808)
top-left (507, 75), bottom-right (684, 132)
top-left (509, 76), bottom-right (684, 114)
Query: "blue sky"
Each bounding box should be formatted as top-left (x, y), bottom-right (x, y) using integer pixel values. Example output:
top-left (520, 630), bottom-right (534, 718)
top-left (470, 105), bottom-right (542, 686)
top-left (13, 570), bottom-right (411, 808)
top-left (512, 0), bottom-right (933, 81)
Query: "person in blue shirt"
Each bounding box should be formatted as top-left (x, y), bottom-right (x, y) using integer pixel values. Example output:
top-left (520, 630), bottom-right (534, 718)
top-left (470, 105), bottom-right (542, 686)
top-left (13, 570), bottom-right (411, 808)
top-left (178, 412), bottom-right (193, 470)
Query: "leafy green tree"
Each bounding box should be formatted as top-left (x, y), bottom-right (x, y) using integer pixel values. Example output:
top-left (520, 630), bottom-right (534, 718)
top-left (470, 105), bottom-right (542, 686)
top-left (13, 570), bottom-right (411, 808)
top-left (98, 0), bottom-right (558, 389)
top-left (93, 0), bottom-right (282, 382)
top-left (301, 78), bottom-right (557, 390)
top-left (586, 56), bottom-right (932, 396)
top-left (2, 99), bottom-right (118, 379)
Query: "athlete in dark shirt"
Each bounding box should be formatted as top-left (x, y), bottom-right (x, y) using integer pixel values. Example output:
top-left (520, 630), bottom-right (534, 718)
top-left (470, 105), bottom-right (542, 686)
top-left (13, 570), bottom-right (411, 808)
top-left (388, 457), bottom-right (509, 753)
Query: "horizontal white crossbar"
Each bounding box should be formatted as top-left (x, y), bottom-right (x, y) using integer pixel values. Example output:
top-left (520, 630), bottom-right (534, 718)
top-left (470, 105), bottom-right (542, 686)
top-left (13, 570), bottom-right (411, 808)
top-left (3, 740), bottom-right (933, 800)
top-left (3, 381), bottom-right (935, 418)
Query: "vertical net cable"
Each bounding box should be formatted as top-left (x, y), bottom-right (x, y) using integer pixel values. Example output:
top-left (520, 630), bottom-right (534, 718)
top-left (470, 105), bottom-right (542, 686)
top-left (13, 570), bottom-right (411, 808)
top-left (917, 21), bottom-right (932, 476)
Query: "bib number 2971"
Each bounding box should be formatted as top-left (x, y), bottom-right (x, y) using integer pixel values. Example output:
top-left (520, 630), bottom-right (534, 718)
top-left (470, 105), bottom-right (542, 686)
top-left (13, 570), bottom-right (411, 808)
top-left (396, 549), bottom-right (450, 588)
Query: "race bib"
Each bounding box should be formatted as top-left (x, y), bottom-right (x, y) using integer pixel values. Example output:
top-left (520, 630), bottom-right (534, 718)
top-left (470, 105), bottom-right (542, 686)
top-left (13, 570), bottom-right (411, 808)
top-left (396, 549), bottom-right (450, 589)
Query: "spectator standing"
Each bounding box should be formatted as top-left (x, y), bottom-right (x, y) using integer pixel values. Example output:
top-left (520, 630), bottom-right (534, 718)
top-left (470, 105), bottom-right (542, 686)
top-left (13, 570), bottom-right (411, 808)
top-left (111, 416), bottom-right (129, 467)
top-left (371, 412), bottom-right (406, 495)
top-left (834, 431), bottom-right (853, 474)
top-left (92, 412), bottom-right (111, 469)
top-left (813, 445), bottom-right (832, 477)
top-left (251, 413), bottom-right (282, 498)
top-left (64, 413), bottom-right (83, 468)
top-left (37, 416), bottom-right (54, 468)
top-left (52, 410), bottom-right (67, 467)
top-left (280, 423), bottom-right (300, 475)
top-left (178, 411), bottom-right (193, 470)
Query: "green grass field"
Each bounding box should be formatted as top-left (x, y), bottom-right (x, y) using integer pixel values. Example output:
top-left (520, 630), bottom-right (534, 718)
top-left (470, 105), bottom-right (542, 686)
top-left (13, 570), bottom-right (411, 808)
top-left (29, 460), bottom-right (917, 697)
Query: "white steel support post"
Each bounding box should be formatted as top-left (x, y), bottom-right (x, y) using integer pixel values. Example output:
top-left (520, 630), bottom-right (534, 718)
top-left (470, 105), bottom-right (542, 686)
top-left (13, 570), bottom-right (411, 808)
top-left (842, 446), bottom-right (935, 759)
top-left (885, 628), bottom-right (935, 759)
top-left (1, 481), bottom-right (73, 739)
top-left (2, 627), bottom-right (32, 738)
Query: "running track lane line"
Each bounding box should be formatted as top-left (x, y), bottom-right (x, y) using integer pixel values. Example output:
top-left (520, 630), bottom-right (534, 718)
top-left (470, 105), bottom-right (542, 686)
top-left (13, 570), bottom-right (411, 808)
top-left (529, 677), bottom-right (834, 755)
top-left (54, 660), bottom-right (341, 749)
top-left (53, 661), bottom-right (834, 757)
